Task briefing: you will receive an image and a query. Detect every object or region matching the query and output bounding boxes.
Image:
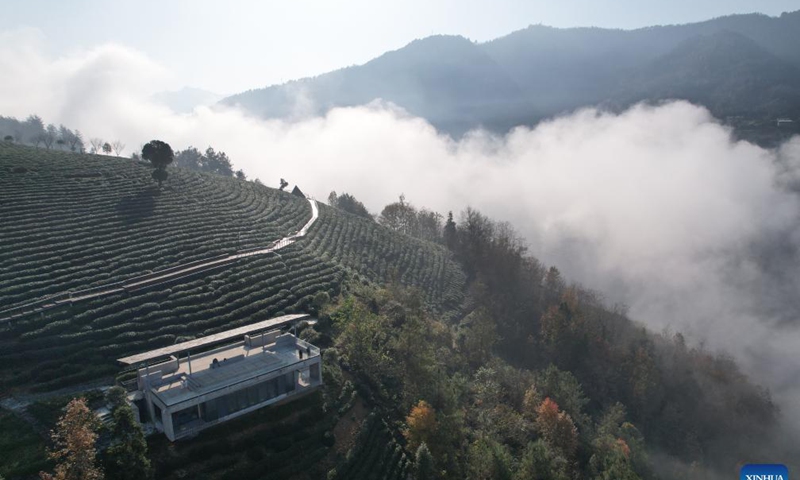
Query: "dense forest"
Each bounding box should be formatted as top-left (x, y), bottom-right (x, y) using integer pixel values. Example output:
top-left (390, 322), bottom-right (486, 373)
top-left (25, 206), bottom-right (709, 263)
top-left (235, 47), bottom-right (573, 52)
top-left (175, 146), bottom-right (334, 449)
top-left (320, 197), bottom-right (797, 479)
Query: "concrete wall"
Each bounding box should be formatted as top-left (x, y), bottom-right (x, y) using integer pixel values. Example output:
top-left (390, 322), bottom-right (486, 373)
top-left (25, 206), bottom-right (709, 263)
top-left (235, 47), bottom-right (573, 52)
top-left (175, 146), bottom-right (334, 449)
top-left (150, 355), bottom-right (323, 441)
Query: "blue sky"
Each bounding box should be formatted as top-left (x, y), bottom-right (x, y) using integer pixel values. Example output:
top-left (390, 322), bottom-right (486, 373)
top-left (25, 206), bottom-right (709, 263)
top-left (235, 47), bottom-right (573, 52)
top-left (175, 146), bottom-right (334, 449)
top-left (2, 0), bottom-right (798, 93)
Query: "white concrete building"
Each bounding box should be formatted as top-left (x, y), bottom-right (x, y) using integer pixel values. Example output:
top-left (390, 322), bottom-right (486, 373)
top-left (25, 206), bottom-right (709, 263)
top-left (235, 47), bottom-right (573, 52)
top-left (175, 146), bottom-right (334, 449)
top-left (118, 315), bottom-right (322, 441)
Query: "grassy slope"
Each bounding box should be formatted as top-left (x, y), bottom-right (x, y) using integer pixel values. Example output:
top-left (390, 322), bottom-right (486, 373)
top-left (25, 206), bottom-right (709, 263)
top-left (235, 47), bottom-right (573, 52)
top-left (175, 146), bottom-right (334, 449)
top-left (0, 143), bottom-right (464, 393)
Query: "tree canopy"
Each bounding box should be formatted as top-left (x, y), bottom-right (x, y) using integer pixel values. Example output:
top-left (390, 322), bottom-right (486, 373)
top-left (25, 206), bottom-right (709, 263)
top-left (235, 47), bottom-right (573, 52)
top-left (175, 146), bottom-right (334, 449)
top-left (142, 140), bottom-right (174, 187)
top-left (328, 191), bottom-right (373, 220)
top-left (142, 140), bottom-right (174, 170)
top-left (39, 398), bottom-right (103, 480)
top-left (102, 387), bottom-right (151, 480)
top-left (174, 146), bottom-right (234, 177)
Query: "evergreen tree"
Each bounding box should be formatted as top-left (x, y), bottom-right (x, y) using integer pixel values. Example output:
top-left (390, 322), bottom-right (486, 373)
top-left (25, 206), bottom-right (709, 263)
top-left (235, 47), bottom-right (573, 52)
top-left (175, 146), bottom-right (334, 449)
top-left (103, 387), bottom-right (151, 480)
top-left (443, 211), bottom-right (457, 250)
top-left (516, 440), bottom-right (570, 480)
top-left (414, 442), bottom-right (435, 480)
top-left (466, 437), bottom-right (514, 480)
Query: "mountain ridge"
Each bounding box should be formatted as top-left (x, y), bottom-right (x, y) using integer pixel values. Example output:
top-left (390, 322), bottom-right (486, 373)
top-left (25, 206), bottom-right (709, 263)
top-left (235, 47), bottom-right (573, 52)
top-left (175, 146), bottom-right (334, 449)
top-left (220, 10), bottom-right (800, 141)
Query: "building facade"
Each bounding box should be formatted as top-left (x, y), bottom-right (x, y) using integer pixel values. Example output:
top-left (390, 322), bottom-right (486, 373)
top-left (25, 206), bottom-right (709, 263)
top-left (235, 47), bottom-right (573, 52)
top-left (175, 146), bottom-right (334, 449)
top-left (119, 315), bottom-right (322, 441)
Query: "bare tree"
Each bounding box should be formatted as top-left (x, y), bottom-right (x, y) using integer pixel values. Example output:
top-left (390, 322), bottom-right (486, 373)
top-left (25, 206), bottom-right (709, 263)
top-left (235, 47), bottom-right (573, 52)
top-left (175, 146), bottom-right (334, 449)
top-left (111, 140), bottom-right (125, 156)
top-left (32, 133), bottom-right (46, 148)
top-left (43, 124), bottom-right (57, 150)
top-left (68, 131), bottom-right (84, 152)
top-left (58, 125), bottom-right (72, 149)
top-left (89, 138), bottom-right (104, 154)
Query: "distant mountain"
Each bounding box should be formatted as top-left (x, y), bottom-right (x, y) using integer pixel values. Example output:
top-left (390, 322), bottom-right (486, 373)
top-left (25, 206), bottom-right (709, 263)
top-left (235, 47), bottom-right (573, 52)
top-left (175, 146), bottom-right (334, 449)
top-left (152, 86), bottom-right (224, 113)
top-left (221, 11), bottom-right (800, 138)
top-left (223, 35), bottom-right (534, 134)
top-left (613, 31), bottom-right (800, 117)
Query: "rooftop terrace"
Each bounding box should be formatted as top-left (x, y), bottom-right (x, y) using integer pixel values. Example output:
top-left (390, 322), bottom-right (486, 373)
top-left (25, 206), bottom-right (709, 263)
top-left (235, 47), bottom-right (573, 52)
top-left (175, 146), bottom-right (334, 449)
top-left (142, 333), bottom-right (320, 407)
top-left (118, 313), bottom-right (310, 365)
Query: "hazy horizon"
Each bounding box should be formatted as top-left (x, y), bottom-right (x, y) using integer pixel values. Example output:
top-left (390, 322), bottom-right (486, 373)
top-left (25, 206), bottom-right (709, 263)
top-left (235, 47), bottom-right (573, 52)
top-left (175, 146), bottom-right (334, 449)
top-left (1, 0), bottom-right (797, 93)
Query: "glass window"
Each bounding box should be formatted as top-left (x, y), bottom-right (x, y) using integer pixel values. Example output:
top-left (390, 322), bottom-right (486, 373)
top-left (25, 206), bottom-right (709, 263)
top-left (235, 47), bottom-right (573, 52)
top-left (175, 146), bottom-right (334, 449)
top-left (226, 392), bottom-right (238, 414)
top-left (247, 385), bottom-right (258, 406)
top-left (172, 407), bottom-right (200, 432)
top-left (201, 398), bottom-right (219, 422)
top-left (236, 389), bottom-right (248, 411)
top-left (285, 372), bottom-right (296, 392)
top-left (265, 378), bottom-right (277, 399)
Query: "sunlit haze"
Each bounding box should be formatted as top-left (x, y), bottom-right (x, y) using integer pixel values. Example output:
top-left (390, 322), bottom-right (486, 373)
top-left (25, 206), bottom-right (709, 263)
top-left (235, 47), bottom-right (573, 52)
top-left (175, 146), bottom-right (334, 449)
top-left (1, 0), bottom-right (796, 92)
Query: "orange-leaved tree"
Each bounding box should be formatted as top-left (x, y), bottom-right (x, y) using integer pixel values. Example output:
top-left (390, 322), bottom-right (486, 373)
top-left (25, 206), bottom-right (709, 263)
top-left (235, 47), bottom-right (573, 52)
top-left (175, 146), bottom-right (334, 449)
top-left (404, 400), bottom-right (438, 453)
top-left (40, 397), bottom-right (103, 480)
top-left (535, 397), bottom-right (578, 461)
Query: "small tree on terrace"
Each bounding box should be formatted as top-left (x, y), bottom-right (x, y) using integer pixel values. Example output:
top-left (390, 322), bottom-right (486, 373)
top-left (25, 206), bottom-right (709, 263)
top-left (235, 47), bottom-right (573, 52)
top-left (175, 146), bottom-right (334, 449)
top-left (44, 124), bottom-right (58, 149)
top-left (142, 140), bottom-right (174, 187)
top-left (111, 141), bottom-right (125, 156)
top-left (279, 178), bottom-right (289, 191)
top-left (89, 138), bottom-right (104, 154)
top-left (102, 143), bottom-right (112, 155)
top-left (68, 131), bottom-right (84, 152)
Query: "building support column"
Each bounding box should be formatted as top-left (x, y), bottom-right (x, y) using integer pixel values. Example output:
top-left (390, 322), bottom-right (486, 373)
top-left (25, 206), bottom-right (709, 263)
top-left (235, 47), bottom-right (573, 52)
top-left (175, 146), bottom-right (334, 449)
top-left (162, 406), bottom-right (175, 441)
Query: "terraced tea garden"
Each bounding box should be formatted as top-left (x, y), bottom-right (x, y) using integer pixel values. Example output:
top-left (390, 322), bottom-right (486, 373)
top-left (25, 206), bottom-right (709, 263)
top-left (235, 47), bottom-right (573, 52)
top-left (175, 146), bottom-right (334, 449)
top-left (0, 144), bottom-right (465, 393)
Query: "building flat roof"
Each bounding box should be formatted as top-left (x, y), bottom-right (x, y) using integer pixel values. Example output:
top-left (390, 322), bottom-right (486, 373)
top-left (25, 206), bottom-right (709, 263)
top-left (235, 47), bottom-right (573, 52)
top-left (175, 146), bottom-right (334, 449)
top-left (151, 335), bottom-right (319, 407)
top-left (117, 314), bottom-right (310, 365)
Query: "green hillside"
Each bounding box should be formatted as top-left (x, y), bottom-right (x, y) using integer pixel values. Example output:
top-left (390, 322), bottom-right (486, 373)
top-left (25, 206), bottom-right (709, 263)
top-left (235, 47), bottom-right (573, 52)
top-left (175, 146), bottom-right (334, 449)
top-left (0, 143), bottom-right (464, 393)
top-left (4, 143), bottom-right (793, 480)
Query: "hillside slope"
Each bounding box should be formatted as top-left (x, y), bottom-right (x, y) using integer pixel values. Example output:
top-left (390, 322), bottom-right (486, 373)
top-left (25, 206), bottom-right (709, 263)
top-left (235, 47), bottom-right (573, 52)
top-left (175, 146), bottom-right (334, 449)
top-left (223, 35), bottom-right (533, 135)
top-left (0, 144), bottom-right (465, 392)
top-left (613, 31), bottom-right (800, 116)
